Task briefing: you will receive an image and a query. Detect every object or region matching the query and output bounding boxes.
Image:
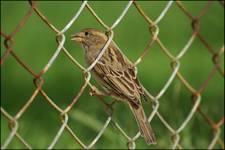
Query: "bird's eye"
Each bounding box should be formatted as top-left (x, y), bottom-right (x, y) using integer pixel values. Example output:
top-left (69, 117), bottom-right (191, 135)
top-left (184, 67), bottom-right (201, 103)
top-left (85, 32), bottom-right (89, 36)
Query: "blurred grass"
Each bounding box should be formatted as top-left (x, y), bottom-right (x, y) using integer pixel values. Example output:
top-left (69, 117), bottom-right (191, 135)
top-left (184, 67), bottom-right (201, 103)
top-left (1, 1), bottom-right (224, 149)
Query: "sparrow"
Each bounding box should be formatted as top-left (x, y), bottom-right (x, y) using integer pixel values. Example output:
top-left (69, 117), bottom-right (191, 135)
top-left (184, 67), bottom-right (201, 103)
top-left (71, 28), bottom-right (156, 145)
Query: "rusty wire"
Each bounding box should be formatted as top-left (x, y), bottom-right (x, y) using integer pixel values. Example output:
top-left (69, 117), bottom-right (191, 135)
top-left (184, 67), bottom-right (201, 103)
top-left (1, 0), bottom-right (224, 149)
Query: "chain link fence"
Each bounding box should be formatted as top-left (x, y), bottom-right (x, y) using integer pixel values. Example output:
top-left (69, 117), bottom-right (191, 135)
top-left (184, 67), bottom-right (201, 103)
top-left (1, 1), bottom-right (224, 149)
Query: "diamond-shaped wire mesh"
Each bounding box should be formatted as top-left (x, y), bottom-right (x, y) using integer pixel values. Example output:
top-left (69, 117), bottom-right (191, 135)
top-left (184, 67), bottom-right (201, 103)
top-left (1, 1), bottom-right (224, 149)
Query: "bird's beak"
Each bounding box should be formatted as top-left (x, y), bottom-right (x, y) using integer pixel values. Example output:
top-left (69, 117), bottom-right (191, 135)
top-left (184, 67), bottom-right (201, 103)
top-left (71, 32), bottom-right (84, 43)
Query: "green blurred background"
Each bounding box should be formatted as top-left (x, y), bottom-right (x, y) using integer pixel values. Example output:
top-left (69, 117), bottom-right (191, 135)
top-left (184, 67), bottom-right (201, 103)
top-left (1, 1), bottom-right (224, 149)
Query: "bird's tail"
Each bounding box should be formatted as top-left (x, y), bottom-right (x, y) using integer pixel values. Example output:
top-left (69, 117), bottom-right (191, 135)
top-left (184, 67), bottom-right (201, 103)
top-left (129, 103), bottom-right (156, 145)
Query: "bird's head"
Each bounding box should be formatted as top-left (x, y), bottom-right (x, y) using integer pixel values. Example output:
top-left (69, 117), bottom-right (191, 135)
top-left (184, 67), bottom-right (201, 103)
top-left (71, 28), bottom-right (108, 48)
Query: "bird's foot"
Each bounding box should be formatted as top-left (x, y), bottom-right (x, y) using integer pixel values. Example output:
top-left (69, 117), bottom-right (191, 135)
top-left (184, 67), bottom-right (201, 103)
top-left (89, 86), bottom-right (106, 96)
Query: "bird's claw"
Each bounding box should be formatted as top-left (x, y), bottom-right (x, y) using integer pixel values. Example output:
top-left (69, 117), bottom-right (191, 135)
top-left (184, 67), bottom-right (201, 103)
top-left (89, 86), bottom-right (104, 96)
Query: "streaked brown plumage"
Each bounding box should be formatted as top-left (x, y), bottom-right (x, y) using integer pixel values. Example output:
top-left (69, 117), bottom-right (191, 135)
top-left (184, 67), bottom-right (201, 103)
top-left (71, 28), bottom-right (156, 145)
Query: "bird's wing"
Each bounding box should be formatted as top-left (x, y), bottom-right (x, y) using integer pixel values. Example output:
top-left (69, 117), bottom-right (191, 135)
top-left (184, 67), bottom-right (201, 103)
top-left (92, 46), bottom-right (144, 108)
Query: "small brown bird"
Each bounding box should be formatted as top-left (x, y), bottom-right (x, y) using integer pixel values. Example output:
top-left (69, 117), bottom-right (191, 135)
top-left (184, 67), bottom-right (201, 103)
top-left (71, 28), bottom-right (156, 145)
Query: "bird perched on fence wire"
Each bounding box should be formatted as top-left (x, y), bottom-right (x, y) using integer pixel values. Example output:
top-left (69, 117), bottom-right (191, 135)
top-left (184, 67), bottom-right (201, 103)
top-left (71, 28), bottom-right (156, 145)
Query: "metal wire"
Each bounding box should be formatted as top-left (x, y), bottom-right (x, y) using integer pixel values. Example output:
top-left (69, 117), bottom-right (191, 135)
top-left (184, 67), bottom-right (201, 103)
top-left (1, 0), bottom-right (224, 149)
